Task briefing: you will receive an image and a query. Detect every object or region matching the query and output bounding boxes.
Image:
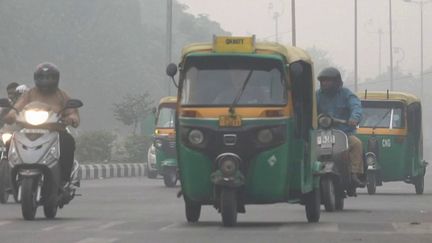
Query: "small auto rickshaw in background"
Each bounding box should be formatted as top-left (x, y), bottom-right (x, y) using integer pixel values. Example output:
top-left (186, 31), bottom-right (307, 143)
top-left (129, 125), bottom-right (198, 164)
top-left (166, 36), bottom-right (321, 226)
top-left (147, 96), bottom-right (178, 187)
top-left (357, 91), bottom-right (427, 194)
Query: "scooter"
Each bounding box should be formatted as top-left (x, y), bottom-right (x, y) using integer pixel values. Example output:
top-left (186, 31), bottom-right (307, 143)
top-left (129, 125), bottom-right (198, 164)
top-left (0, 98), bottom-right (83, 220)
top-left (315, 114), bottom-right (358, 212)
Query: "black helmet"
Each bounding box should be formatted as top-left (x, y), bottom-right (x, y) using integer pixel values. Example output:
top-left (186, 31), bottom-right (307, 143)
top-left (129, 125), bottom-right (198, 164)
top-left (317, 67), bottom-right (343, 86)
top-left (34, 62), bottom-right (60, 93)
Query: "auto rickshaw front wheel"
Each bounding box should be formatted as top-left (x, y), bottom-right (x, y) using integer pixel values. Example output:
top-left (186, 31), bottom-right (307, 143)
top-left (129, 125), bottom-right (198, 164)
top-left (220, 188), bottom-right (237, 227)
top-left (185, 200), bottom-right (201, 223)
top-left (367, 172), bottom-right (377, 195)
top-left (413, 175), bottom-right (424, 195)
top-left (304, 188), bottom-right (320, 223)
top-left (163, 169), bottom-right (177, 187)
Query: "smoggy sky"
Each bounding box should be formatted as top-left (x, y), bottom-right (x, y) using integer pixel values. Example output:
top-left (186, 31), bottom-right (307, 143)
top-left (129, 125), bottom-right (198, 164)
top-left (177, 0), bottom-right (432, 82)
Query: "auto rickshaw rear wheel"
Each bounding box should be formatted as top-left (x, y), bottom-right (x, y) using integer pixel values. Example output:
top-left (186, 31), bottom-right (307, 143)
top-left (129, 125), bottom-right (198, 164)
top-left (304, 188), bottom-right (320, 223)
top-left (414, 175), bottom-right (424, 195)
top-left (367, 172), bottom-right (377, 195)
top-left (321, 177), bottom-right (336, 212)
top-left (185, 199), bottom-right (201, 223)
top-left (220, 188), bottom-right (237, 227)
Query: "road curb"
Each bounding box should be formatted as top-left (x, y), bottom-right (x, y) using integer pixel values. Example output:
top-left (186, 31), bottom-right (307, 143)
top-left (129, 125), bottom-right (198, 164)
top-left (78, 163), bottom-right (145, 180)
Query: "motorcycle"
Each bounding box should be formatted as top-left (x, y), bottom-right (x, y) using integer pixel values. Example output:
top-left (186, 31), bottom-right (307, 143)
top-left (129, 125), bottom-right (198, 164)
top-left (0, 98), bottom-right (83, 220)
top-left (315, 114), bottom-right (358, 212)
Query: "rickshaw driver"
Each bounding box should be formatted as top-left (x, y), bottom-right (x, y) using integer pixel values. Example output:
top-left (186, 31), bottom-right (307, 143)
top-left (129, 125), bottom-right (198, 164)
top-left (316, 67), bottom-right (366, 188)
top-left (213, 69), bottom-right (270, 105)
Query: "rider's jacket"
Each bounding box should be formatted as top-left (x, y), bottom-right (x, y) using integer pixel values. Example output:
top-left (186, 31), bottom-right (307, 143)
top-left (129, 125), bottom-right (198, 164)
top-left (316, 87), bottom-right (362, 135)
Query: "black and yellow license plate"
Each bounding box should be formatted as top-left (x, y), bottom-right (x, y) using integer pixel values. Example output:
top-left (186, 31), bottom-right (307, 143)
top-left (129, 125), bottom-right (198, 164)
top-left (219, 114), bottom-right (242, 127)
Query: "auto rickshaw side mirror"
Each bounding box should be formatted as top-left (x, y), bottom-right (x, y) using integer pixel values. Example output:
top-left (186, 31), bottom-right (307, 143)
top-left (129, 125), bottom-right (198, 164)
top-left (166, 63), bottom-right (179, 88)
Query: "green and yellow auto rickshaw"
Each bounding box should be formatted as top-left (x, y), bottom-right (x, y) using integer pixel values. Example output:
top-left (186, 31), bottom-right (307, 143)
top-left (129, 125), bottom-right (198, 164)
top-left (148, 96), bottom-right (178, 187)
top-left (166, 36), bottom-right (321, 226)
top-left (357, 91), bottom-right (427, 194)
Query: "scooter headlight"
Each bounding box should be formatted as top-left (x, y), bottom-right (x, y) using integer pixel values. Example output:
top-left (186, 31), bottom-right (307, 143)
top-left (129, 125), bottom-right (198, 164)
top-left (1, 133), bottom-right (12, 144)
top-left (25, 110), bottom-right (49, 126)
top-left (188, 129), bottom-right (204, 145)
top-left (318, 115), bottom-right (333, 129)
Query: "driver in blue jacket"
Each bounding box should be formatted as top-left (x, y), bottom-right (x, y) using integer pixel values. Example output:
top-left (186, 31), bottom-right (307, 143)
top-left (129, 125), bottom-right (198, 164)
top-left (316, 67), bottom-right (365, 188)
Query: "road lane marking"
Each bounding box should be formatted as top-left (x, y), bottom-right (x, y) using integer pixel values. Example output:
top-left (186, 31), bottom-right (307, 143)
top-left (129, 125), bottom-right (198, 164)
top-left (75, 238), bottom-right (118, 243)
top-left (96, 221), bottom-right (126, 230)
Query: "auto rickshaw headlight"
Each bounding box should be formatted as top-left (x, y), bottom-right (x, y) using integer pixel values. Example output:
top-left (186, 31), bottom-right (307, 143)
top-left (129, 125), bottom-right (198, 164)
top-left (318, 115), bottom-right (333, 129)
top-left (365, 152), bottom-right (377, 166)
top-left (154, 139), bottom-right (163, 149)
top-left (188, 129), bottom-right (204, 145)
top-left (257, 129), bottom-right (273, 144)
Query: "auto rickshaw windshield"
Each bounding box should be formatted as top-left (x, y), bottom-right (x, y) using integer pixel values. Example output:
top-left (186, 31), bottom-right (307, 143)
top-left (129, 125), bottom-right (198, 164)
top-left (180, 56), bottom-right (287, 106)
top-left (359, 101), bottom-right (405, 129)
top-left (156, 104), bottom-right (175, 128)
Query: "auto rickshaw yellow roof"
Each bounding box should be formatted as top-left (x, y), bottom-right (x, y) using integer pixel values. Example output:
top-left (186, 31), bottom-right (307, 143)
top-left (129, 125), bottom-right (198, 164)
top-left (159, 96), bottom-right (177, 105)
top-left (180, 38), bottom-right (312, 65)
top-left (357, 91), bottom-right (420, 105)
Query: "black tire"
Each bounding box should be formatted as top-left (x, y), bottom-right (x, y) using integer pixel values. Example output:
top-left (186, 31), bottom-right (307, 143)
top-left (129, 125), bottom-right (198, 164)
top-left (21, 178), bottom-right (38, 220)
top-left (367, 172), bottom-right (377, 195)
top-left (185, 200), bottom-right (201, 223)
top-left (414, 175), bottom-right (424, 195)
top-left (163, 170), bottom-right (177, 187)
top-left (321, 177), bottom-right (336, 212)
top-left (43, 198), bottom-right (58, 219)
top-left (335, 194), bottom-right (344, 211)
top-left (220, 189), bottom-right (237, 227)
top-left (0, 162), bottom-right (10, 204)
top-left (305, 188), bottom-right (320, 223)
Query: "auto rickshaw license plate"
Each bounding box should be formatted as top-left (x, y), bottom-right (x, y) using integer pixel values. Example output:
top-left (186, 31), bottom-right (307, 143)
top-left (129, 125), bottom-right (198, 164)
top-left (219, 114), bottom-right (242, 127)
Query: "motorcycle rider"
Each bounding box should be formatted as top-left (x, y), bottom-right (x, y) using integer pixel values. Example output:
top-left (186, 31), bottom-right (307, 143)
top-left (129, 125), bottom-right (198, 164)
top-left (0, 82), bottom-right (29, 128)
top-left (316, 67), bottom-right (365, 188)
top-left (4, 62), bottom-right (80, 185)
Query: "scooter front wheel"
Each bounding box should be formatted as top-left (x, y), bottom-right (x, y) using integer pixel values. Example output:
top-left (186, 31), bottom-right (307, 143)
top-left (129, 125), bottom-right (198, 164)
top-left (321, 177), bottom-right (336, 212)
top-left (21, 178), bottom-right (38, 220)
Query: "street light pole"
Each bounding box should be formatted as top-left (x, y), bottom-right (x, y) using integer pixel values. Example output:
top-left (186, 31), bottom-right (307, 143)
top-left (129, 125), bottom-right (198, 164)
top-left (389, 0), bottom-right (394, 90)
top-left (404, 0), bottom-right (431, 99)
top-left (166, 0), bottom-right (173, 95)
top-left (354, 0), bottom-right (358, 92)
top-left (291, 0), bottom-right (296, 46)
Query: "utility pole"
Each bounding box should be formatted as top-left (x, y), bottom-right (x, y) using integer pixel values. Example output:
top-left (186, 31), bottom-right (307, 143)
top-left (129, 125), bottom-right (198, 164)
top-left (354, 0), bottom-right (358, 92)
top-left (389, 0), bottom-right (394, 90)
top-left (166, 0), bottom-right (173, 95)
top-left (291, 0), bottom-right (296, 46)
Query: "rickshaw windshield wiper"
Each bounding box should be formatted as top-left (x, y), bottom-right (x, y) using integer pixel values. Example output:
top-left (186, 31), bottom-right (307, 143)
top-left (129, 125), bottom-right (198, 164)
top-left (228, 70), bottom-right (254, 114)
top-left (372, 108), bottom-right (392, 130)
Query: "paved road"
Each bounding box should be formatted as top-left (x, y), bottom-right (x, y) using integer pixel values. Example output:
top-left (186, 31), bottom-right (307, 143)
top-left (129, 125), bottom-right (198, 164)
top-left (0, 174), bottom-right (431, 243)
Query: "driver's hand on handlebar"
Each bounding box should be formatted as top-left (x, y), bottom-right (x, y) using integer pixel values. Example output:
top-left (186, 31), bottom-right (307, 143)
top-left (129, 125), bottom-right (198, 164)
top-left (61, 117), bottom-right (79, 127)
top-left (348, 119), bottom-right (359, 127)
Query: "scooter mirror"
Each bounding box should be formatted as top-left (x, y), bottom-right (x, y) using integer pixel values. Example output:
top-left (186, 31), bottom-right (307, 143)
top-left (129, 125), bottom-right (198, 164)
top-left (65, 99), bottom-right (83, 109)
